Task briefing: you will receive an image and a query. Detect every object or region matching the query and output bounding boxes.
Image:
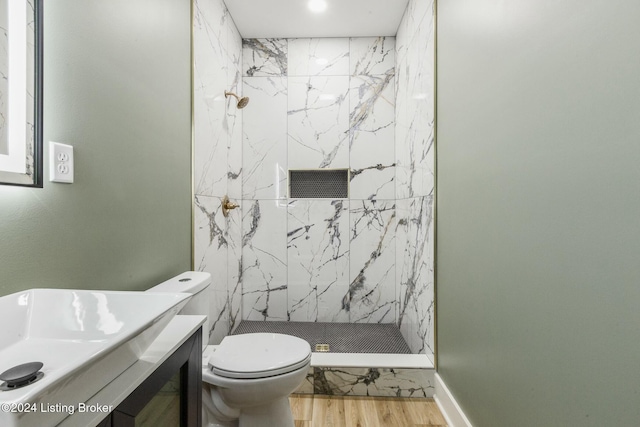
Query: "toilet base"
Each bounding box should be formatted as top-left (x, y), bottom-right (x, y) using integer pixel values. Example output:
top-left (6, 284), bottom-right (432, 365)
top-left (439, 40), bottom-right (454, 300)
top-left (238, 397), bottom-right (294, 427)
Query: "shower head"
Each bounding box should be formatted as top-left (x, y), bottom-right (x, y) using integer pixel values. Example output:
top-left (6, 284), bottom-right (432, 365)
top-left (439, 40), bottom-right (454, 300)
top-left (224, 91), bottom-right (250, 109)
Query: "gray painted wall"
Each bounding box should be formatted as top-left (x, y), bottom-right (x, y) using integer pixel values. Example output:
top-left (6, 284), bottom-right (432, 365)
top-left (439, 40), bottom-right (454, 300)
top-left (437, 0), bottom-right (640, 425)
top-left (0, 0), bottom-right (192, 295)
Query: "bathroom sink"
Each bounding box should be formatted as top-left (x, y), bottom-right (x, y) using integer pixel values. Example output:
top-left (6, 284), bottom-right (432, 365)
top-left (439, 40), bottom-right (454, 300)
top-left (0, 288), bottom-right (190, 427)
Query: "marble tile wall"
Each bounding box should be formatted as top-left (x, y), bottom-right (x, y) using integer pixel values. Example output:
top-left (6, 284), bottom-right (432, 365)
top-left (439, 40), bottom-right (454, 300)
top-left (193, 0), bottom-right (243, 344)
top-left (395, 0), bottom-right (436, 358)
top-left (241, 37), bottom-right (401, 326)
top-left (193, 1), bottom-right (435, 355)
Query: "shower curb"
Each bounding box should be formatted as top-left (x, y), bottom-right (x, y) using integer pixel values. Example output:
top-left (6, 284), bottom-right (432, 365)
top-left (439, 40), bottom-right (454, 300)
top-left (294, 353), bottom-right (435, 397)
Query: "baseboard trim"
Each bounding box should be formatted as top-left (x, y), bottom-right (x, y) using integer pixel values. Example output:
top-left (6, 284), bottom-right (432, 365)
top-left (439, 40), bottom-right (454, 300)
top-left (434, 373), bottom-right (473, 427)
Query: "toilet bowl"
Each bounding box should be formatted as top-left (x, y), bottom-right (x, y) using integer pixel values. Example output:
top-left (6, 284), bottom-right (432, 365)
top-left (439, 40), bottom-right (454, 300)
top-left (147, 272), bottom-right (311, 427)
top-left (203, 333), bottom-right (311, 427)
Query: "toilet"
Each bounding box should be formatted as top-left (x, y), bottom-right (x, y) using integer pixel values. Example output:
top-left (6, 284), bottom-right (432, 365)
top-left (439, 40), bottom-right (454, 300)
top-left (147, 272), bottom-right (311, 427)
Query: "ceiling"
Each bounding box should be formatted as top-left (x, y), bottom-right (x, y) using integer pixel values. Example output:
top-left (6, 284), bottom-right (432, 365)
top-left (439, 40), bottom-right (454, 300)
top-left (223, 0), bottom-right (410, 38)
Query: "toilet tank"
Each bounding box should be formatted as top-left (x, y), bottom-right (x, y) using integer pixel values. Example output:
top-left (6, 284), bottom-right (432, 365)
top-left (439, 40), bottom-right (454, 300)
top-left (147, 271), bottom-right (211, 349)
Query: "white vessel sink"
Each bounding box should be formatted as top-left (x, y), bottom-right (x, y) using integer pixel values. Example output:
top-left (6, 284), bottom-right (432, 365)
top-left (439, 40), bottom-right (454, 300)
top-left (0, 289), bottom-right (190, 427)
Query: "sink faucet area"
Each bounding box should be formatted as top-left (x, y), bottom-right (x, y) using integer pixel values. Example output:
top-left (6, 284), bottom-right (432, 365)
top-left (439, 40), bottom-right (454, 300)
top-left (0, 289), bottom-right (191, 427)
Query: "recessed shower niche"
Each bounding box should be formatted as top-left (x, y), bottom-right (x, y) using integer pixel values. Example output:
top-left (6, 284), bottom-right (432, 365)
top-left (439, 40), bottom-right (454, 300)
top-left (289, 169), bottom-right (349, 199)
top-left (192, 0), bottom-right (435, 397)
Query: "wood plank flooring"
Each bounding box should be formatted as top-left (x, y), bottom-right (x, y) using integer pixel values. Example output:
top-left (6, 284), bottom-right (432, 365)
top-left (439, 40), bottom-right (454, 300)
top-left (289, 395), bottom-right (448, 427)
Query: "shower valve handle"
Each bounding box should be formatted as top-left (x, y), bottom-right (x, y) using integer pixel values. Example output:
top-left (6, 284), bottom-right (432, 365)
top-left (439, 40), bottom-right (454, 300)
top-left (222, 196), bottom-right (240, 217)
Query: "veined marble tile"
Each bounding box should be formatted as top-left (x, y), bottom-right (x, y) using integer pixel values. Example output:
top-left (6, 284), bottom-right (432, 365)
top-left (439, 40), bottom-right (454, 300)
top-left (227, 195), bottom-right (243, 332)
top-left (404, 109), bottom-right (434, 199)
top-left (415, 275), bottom-right (434, 357)
top-left (193, 0), bottom-right (230, 197)
top-left (194, 194), bottom-right (244, 343)
top-left (193, 0), bottom-right (244, 342)
top-left (396, 117), bottom-right (434, 200)
top-left (228, 283), bottom-right (242, 335)
top-left (288, 38), bottom-right (349, 76)
top-left (294, 368), bottom-right (315, 394)
top-left (227, 77), bottom-right (243, 199)
top-left (194, 0), bottom-right (229, 60)
top-left (288, 76), bottom-right (350, 169)
top-left (395, 0), bottom-right (435, 348)
top-left (395, 0), bottom-right (435, 200)
top-left (193, 0), bottom-right (243, 199)
top-left (349, 75), bottom-right (396, 200)
top-left (395, 5), bottom-right (409, 64)
top-left (209, 290), bottom-right (230, 345)
top-left (242, 77), bottom-right (288, 199)
top-left (288, 200), bottom-right (350, 322)
top-left (409, 0), bottom-right (434, 41)
top-left (350, 37), bottom-right (395, 77)
top-left (242, 200), bottom-right (289, 321)
top-left (395, 198), bottom-right (412, 335)
top-left (350, 164), bottom-right (396, 201)
top-left (194, 195), bottom-right (228, 344)
top-left (396, 196), bottom-right (434, 354)
top-left (313, 367), bottom-right (434, 397)
top-left (394, 138), bottom-right (411, 200)
top-left (193, 0), bottom-right (435, 344)
top-left (243, 38), bottom-right (288, 77)
top-left (226, 9), bottom-right (243, 199)
top-left (417, 195), bottom-right (435, 357)
top-left (404, 0), bottom-right (420, 43)
top-left (397, 289), bottom-right (418, 352)
top-left (194, 195), bottom-right (227, 294)
top-left (347, 201), bottom-right (396, 323)
top-left (395, 54), bottom-right (411, 200)
top-left (227, 19), bottom-right (242, 75)
top-left (409, 8), bottom-right (436, 199)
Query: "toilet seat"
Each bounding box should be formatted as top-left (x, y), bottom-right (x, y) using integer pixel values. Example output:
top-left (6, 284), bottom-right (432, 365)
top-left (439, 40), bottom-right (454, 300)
top-left (208, 333), bottom-right (311, 379)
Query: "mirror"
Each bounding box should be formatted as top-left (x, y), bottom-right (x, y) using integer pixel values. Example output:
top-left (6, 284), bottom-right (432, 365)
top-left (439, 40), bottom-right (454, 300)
top-left (0, 0), bottom-right (42, 187)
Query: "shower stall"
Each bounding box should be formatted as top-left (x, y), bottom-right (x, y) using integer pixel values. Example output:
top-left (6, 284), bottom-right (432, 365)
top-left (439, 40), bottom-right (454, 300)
top-left (193, 0), bottom-right (435, 397)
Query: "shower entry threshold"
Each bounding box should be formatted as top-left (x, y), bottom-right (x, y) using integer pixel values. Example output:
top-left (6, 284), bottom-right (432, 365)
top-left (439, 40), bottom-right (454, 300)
top-left (229, 321), bottom-right (434, 397)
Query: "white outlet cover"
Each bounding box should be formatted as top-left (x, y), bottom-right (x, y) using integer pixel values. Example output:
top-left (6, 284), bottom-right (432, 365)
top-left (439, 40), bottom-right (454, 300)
top-left (49, 141), bottom-right (74, 183)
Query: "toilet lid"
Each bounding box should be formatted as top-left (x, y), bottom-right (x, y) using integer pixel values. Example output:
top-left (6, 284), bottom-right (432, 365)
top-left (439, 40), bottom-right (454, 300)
top-left (209, 333), bottom-right (311, 379)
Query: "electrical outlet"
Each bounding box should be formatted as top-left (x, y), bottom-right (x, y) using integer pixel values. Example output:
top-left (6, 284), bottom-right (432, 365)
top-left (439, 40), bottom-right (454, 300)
top-left (49, 142), bottom-right (74, 183)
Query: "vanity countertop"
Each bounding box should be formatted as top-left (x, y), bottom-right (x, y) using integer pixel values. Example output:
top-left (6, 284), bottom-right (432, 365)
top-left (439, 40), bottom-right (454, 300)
top-left (57, 315), bottom-right (205, 427)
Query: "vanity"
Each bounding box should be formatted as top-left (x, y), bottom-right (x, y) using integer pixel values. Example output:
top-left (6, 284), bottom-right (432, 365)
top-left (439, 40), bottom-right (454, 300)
top-left (64, 316), bottom-right (203, 427)
top-left (0, 289), bottom-right (205, 427)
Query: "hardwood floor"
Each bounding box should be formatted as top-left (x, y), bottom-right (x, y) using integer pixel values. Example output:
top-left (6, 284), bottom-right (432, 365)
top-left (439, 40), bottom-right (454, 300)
top-left (289, 395), bottom-right (448, 427)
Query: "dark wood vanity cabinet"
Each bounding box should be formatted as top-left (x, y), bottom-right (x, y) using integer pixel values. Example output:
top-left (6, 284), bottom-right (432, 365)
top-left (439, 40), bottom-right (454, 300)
top-left (97, 328), bottom-right (202, 427)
